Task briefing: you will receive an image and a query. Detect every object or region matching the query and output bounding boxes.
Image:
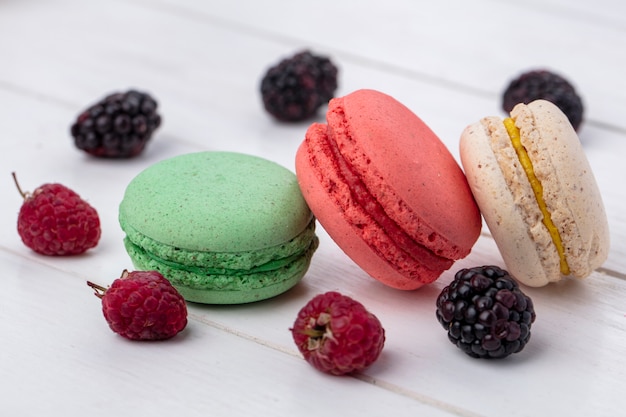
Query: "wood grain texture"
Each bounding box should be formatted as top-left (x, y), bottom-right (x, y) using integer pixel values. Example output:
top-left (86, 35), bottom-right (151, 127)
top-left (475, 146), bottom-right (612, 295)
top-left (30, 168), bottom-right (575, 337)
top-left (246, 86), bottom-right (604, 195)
top-left (1, 1), bottom-right (624, 416)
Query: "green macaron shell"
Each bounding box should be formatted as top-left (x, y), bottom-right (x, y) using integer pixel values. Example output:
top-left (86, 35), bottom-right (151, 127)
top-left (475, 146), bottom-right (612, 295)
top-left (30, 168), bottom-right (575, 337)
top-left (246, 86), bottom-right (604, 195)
top-left (120, 151), bottom-right (313, 252)
top-left (119, 151), bottom-right (318, 304)
top-left (121, 215), bottom-right (317, 272)
top-left (124, 225), bottom-right (318, 304)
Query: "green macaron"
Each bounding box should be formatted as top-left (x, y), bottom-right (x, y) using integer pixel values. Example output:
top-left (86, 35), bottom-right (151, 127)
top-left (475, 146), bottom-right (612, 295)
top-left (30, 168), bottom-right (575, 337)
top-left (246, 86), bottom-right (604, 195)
top-left (119, 151), bottom-right (319, 304)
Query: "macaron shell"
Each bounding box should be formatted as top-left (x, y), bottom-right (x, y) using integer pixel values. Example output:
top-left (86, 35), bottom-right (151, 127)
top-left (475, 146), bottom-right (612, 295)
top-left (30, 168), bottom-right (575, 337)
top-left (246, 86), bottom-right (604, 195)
top-left (512, 100), bottom-right (609, 279)
top-left (460, 100), bottom-right (610, 286)
top-left (296, 137), bottom-right (442, 290)
top-left (296, 89), bottom-right (481, 289)
top-left (124, 224), bottom-right (319, 304)
top-left (121, 214), bottom-right (317, 272)
top-left (119, 152), bottom-right (312, 252)
top-left (119, 151), bottom-right (318, 304)
top-left (332, 89), bottom-right (481, 258)
top-left (460, 118), bottom-right (559, 286)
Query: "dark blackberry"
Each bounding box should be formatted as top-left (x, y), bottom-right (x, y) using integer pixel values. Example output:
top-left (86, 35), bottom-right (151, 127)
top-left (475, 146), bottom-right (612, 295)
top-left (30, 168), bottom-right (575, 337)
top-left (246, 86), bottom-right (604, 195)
top-left (260, 50), bottom-right (338, 122)
top-left (71, 89), bottom-right (162, 158)
top-left (436, 265), bottom-right (536, 359)
top-left (502, 69), bottom-right (584, 131)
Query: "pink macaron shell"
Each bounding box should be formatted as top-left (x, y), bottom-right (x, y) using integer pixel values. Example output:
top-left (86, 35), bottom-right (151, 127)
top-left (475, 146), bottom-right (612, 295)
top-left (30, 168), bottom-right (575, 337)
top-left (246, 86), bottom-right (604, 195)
top-left (295, 127), bottom-right (442, 290)
top-left (328, 90), bottom-right (480, 258)
top-left (295, 90), bottom-right (481, 289)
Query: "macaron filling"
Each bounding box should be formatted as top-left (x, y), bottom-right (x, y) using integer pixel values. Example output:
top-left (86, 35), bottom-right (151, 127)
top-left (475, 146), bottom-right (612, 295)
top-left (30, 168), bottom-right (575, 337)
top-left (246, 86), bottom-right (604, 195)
top-left (503, 117), bottom-right (570, 275)
top-left (122, 219), bottom-right (319, 302)
top-left (122, 218), bottom-right (317, 280)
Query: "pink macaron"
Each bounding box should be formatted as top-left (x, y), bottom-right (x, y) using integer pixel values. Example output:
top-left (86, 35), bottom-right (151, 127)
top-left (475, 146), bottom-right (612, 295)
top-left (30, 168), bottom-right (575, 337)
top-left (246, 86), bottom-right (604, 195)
top-left (295, 89), bottom-right (481, 290)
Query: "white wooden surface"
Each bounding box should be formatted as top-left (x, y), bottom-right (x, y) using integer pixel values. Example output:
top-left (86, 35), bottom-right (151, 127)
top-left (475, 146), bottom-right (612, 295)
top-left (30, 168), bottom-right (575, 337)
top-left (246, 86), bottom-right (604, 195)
top-left (1, 1), bottom-right (625, 416)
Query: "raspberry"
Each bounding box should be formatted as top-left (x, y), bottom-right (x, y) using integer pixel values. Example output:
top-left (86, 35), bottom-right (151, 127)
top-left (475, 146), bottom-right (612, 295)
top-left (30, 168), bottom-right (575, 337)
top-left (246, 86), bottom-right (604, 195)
top-left (87, 270), bottom-right (188, 341)
top-left (291, 291), bottom-right (385, 375)
top-left (436, 265), bottom-right (536, 359)
top-left (13, 173), bottom-right (101, 256)
top-left (260, 50), bottom-right (338, 122)
top-left (502, 69), bottom-right (584, 131)
top-left (71, 89), bottom-right (162, 158)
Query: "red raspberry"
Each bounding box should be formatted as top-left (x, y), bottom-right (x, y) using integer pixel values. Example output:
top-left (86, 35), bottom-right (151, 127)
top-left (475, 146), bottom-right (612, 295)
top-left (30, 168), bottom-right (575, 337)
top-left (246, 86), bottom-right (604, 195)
top-left (87, 270), bottom-right (188, 341)
top-left (12, 173), bottom-right (101, 256)
top-left (291, 291), bottom-right (385, 375)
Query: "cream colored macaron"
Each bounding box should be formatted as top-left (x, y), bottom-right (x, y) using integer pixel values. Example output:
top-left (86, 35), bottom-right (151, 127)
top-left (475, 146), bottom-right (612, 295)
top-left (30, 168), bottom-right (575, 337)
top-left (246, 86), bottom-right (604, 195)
top-left (460, 100), bottom-right (609, 287)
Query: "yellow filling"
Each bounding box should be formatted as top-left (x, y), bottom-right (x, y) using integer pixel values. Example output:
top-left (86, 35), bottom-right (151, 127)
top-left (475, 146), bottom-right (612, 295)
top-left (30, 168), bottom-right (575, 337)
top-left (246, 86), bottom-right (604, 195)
top-left (503, 118), bottom-right (570, 275)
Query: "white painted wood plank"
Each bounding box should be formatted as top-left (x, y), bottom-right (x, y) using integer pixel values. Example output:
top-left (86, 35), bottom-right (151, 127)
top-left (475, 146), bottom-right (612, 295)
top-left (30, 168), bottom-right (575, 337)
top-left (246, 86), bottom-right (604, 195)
top-left (1, 1), bottom-right (625, 416)
top-left (2, 219), bottom-right (624, 416)
top-left (0, 249), bottom-right (463, 417)
top-left (183, 231), bottom-right (626, 417)
top-left (141, 0), bottom-right (626, 131)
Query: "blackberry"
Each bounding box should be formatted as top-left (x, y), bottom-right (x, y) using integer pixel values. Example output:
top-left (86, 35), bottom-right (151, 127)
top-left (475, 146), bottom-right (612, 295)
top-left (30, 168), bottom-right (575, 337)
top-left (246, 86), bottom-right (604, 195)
top-left (502, 69), bottom-right (584, 131)
top-left (71, 89), bottom-right (162, 158)
top-left (260, 50), bottom-right (338, 122)
top-left (436, 265), bottom-right (536, 359)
